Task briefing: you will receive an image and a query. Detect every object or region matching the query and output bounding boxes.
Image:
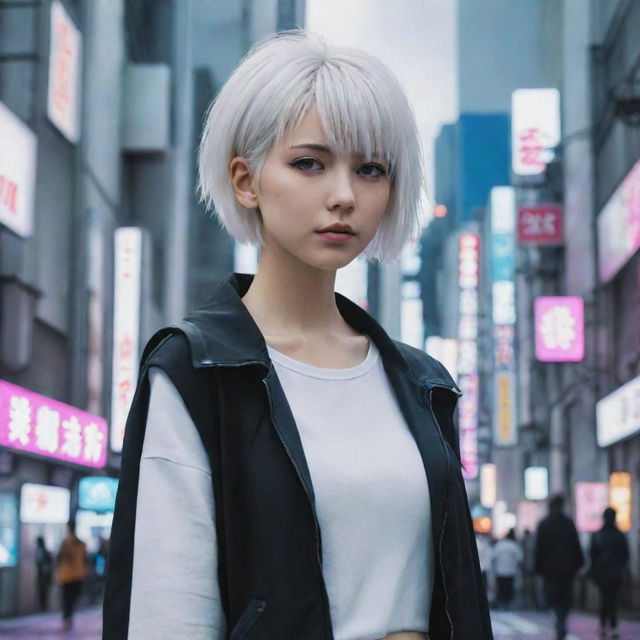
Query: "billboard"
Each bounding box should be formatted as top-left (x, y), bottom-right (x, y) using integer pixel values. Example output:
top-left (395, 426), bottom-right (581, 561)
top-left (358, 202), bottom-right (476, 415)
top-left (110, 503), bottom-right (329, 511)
top-left (0, 380), bottom-right (107, 468)
top-left (596, 374), bottom-right (640, 447)
top-left (535, 296), bottom-right (584, 362)
top-left (518, 204), bottom-right (563, 245)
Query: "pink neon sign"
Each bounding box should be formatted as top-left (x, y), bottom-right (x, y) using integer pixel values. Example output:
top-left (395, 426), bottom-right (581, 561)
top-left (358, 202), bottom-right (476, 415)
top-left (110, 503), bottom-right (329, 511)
top-left (0, 380), bottom-right (107, 468)
top-left (575, 482), bottom-right (609, 533)
top-left (535, 296), bottom-right (584, 362)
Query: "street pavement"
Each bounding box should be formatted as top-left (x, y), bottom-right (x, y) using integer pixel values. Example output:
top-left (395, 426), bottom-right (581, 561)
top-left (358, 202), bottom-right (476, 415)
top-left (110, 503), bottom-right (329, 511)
top-left (1, 605), bottom-right (640, 639)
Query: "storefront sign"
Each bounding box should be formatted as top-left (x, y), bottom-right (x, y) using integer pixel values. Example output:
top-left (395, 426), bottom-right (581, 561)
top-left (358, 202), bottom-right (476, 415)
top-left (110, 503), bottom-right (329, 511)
top-left (518, 204), bottom-right (563, 245)
top-left (79, 477), bottom-right (118, 512)
top-left (111, 228), bottom-right (142, 453)
top-left (48, 0), bottom-right (82, 143)
top-left (457, 233), bottom-right (480, 479)
top-left (535, 296), bottom-right (584, 362)
top-left (480, 463), bottom-right (497, 508)
top-left (494, 372), bottom-right (517, 446)
top-left (20, 483), bottom-right (70, 524)
top-left (0, 380), bottom-right (107, 468)
top-left (0, 101), bottom-right (37, 238)
top-left (512, 88), bottom-right (561, 176)
top-left (575, 482), bottom-right (609, 533)
top-left (596, 374), bottom-right (640, 447)
top-left (524, 466), bottom-right (548, 500)
top-left (597, 156), bottom-right (640, 284)
top-left (609, 472), bottom-right (632, 532)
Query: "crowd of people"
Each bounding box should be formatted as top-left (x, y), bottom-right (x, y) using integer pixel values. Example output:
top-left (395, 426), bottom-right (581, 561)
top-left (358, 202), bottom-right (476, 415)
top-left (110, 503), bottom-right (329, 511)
top-left (34, 522), bottom-right (109, 631)
top-left (476, 494), bottom-right (630, 640)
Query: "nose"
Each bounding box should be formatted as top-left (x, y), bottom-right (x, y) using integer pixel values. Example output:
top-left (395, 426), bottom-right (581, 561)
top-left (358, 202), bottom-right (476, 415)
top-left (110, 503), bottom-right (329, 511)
top-left (326, 166), bottom-right (355, 213)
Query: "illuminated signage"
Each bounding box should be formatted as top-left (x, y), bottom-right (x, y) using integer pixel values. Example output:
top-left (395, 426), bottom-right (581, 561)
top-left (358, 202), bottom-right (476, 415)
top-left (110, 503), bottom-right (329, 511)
top-left (518, 204), bottom-right (563, 245)
top-left (609, 472), bottom-right (632, 532)
top-left (575, 482), bottom-right (609, 533)
top-left (79, 477), bottom-right (118, 512)
top-left (494, 372), bottom-right (517, 446)
top-left (0, 493), bottom-right (18, 567)
top-left (512, 88), bottom-right (561, 176)
top-left (20, 484), bottom-right (70, 524)
top-left (0, 101), bottom-right (37, 238)
top-left (597, 156), bottom-right (640, 284)
top-left (491, 187), bottom-right (518, 446)
top-left (524, 466), bottom-right (548, 501)
top-left (517, 500), bottom-right (545, 535)
top-left (48, 0), bottom-right (82, 143)
top-left (0, 380), bottom-right (107, 468)
top-left (480, 463), bottom-right (497, 508)
top-left (597, 374), bottom-right (640, 447)
top-left (111, 228), bottom-right (142, 453)
top-left (457, 233), bottom-right (480, 479)
top-left (535, 297), bottom-right (584, 362)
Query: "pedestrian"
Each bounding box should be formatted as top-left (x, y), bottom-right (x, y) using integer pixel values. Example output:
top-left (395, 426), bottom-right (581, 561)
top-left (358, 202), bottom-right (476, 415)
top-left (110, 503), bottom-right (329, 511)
top-left (535, 494), bottom-right (584, 640)
top-left (103, 29), bottom-right (493, 640)
top-left (589, 507), bottom-right (630, 639)
top-left (491, 528), bottom-right (522, 610)
top-left (34, 535), bottom-right (53, 611)
top-left (476, 532), bottom-right (493, 590)
top-left (521, 528), bottom-right (540, 610)
top-left (56, 521), bottom-right (88, 631)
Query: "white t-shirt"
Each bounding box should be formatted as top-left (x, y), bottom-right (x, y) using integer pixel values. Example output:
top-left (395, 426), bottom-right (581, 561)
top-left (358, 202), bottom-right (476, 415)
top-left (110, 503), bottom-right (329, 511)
top-left (128, 339), bottom-right (434, 639)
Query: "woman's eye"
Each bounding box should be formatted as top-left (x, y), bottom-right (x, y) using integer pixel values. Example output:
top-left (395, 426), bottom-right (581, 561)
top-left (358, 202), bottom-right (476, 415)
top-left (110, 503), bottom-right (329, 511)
top-left (359, 163), bottom-right (387, 178)
top-left (291, 157), bottom-right (323, 171)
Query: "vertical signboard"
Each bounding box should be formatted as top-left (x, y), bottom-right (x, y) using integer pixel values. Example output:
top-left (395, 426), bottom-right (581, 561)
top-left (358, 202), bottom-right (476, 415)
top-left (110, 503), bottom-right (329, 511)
top-left (491, 187), bottom-right (518, 446)
top-left (480, 463), bottom-right (497, 508)
top-left (512, 88), bottom-right (561, 177)
top-left (111, 228), bottom-right (142, 453)
top-left (609, 472), bottom-right (632, 532)
top-left (48, 0), bottom-right (82, 143)
top-left (0, 101), bottom-right (37, 238)
top-left (534, 296), bottom-right (584, 362)
top-left (457, 233), bottom-right (480, 479)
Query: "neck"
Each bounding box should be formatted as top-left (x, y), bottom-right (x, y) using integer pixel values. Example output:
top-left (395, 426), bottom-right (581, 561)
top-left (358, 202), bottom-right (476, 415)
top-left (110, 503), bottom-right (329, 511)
top-left (241, 244), bottom-right (349, 337)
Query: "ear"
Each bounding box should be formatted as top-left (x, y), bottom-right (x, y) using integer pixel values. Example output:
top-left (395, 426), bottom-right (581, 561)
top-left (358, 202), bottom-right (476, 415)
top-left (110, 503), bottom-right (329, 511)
top-left (229, 156), bottom-right (259, 209)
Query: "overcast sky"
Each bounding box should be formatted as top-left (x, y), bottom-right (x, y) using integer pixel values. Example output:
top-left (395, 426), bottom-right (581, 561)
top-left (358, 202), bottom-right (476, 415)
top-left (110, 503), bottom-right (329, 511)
top-left (306, 0), bottom-right (458, 220)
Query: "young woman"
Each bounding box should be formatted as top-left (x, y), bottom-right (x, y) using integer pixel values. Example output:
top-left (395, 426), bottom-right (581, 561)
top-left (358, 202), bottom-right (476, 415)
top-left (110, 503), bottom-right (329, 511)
top-left (103, 29), bottom-right (492, 640)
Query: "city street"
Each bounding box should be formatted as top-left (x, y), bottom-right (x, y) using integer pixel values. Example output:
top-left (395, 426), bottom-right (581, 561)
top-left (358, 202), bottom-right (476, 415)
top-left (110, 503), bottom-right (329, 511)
top-left (1, 606), bottom-right (640, 639)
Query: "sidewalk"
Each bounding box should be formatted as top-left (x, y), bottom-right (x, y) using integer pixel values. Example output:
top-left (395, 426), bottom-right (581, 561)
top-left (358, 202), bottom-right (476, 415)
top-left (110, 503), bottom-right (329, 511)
top-left (0, 605), bottom-right (101, 639)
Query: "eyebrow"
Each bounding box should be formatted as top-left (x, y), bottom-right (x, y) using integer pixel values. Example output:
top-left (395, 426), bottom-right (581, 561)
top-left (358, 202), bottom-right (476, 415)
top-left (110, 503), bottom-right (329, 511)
top-left (287, 144), bottom-right (382, 162)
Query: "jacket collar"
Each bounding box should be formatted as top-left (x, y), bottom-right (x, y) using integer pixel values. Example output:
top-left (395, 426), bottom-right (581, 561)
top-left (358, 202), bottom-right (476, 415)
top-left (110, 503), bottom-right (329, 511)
top-left (181, 272), bottom-right (456, 389)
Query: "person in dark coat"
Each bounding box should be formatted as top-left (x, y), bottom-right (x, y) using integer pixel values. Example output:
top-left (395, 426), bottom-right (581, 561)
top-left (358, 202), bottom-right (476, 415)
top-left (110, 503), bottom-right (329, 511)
top-left (35, 536), bottom-right (53, 611)
top-left (589, 507), bottom-right (629, 639)
top-left (534, 494), bottom-right (584, 640)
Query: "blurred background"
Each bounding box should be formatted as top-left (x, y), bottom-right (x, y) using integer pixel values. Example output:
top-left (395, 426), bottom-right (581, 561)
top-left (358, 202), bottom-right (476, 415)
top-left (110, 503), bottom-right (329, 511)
top-left (0, 0), bottom-right (639, 637)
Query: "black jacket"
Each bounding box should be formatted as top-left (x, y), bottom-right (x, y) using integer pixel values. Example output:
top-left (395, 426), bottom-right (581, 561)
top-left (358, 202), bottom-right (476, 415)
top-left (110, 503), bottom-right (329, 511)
top-left (535, 512), bottom-right (584, 581)
top-left (102, 272), bottom-right (492, 640)
top-left (589, 524), bottom-right (629, 588)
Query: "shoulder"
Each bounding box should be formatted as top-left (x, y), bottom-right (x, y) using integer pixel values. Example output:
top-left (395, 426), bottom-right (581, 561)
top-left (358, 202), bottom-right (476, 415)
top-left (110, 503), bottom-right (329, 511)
top-left (391, 339), bottom-right (459, 389)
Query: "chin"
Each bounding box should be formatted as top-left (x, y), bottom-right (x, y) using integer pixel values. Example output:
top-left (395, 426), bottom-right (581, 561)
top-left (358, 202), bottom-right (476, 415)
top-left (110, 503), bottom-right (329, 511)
top-left (300, 250), bottom-right (361, 271)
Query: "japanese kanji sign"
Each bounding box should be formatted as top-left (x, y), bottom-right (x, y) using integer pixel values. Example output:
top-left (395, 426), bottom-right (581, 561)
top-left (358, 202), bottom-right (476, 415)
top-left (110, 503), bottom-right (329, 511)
top-left (518, 204), bottom-right (564, 245)
top-left (0, 380), bottom-right (107, 468)
top-left (534, 296), bottom-right (584, 362)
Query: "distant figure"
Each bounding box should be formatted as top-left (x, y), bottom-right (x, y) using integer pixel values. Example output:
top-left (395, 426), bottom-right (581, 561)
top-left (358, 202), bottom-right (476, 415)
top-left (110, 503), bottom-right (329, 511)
top-left (56, 521), bottom-right (88, 631)
top-left (476, 532), bottom-right (493, 589)
top-left (589, 507), bottom-right (630, 640)
top-left (35, 536), bottom-right (53, 610)
top-left (521, 528), bottom-right (540, 610)
top-left (535, 494), bottom-right (584, 640)
top-left (491, 529), bottom-right (522, 610)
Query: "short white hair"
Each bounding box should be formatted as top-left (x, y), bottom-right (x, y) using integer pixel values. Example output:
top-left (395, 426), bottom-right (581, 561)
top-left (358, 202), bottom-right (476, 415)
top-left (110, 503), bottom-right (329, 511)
top-left (197, 29), bottom-right (425, 262)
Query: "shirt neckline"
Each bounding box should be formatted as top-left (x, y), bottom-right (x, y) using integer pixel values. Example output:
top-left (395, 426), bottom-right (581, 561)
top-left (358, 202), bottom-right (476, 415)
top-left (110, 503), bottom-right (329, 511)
top-left (266, 336), bottom-right (379, 380)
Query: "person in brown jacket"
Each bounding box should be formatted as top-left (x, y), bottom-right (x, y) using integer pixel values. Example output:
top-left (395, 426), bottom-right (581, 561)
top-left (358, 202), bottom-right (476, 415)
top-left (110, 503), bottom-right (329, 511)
top-left (56, 521), bottom-right (88, 630)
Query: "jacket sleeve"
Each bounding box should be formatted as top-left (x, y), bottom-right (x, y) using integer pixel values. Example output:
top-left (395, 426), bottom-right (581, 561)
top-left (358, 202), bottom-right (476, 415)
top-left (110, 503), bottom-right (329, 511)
top-left (126, 367), bottom-right (226, 639)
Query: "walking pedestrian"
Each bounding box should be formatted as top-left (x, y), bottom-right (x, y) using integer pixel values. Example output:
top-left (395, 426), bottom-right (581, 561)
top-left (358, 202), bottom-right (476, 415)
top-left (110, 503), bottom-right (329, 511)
top-left (491, 529), bottom-right (522, 610)
top-left (535, 494), bottom-right (584, 640)
top-left (34, 536), bottom-right (53, 611)
top-left (56, 521), bottom-right (88, 631)
top-left (521, 528), bottom-right (541, 610)
top-left (103, 29), bottom-right (493, 640)
top-left (589, 507), bottom-right (630, 639)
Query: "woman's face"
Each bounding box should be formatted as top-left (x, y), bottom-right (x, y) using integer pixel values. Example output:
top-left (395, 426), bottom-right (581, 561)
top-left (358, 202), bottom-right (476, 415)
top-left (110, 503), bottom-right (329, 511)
top-left (232, 105), bottom-right (392, 271)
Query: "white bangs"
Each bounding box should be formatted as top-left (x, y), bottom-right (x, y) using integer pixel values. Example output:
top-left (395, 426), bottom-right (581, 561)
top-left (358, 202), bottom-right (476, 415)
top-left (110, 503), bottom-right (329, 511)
top-left (197, 29), bottom-right (425, 262)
